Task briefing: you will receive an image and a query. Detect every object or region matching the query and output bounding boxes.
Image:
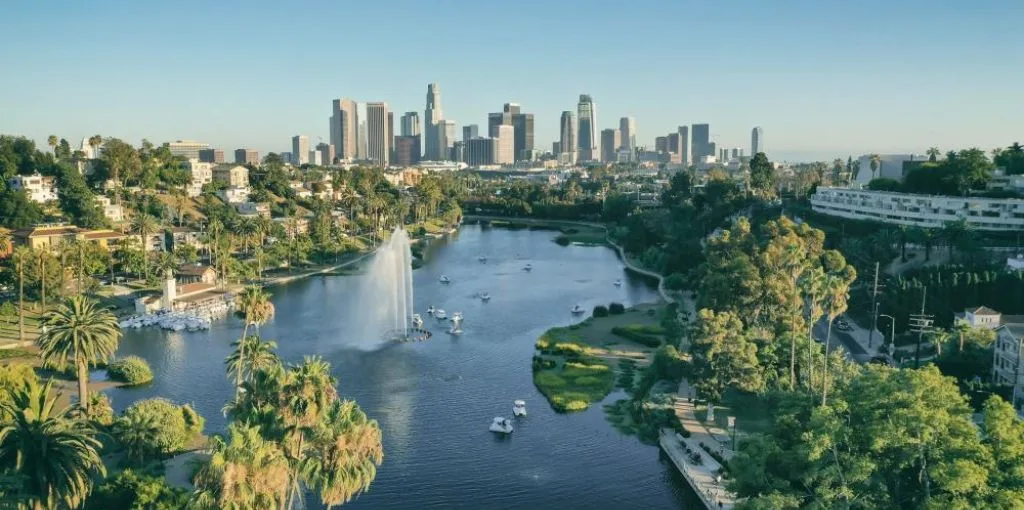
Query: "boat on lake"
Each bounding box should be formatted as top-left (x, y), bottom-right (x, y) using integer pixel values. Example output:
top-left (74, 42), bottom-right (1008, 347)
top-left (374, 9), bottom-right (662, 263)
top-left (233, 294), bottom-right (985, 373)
top-left (412, 314), bottom-right (424, 328)
top-left (614, 279), bottom-right (622, 287)
top-left (523, 263), bottom-right (532, 272)
top-left (571, 304), bottom-right (585, 315)
top-left (513, 400), bottom-right (527, 417)
top-left (439, 275), bottom-right (451, 284)
top-left (434, 309), bottom-right (448, 320)
top-left (480, 292), bottom-right (491, 302)
top-left (489, 416), bottom-right (513, 434)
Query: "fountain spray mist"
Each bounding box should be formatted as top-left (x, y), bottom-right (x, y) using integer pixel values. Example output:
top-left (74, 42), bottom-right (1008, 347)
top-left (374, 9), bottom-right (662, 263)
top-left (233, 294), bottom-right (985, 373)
top-left (346, 227), bottom-right (415, 349)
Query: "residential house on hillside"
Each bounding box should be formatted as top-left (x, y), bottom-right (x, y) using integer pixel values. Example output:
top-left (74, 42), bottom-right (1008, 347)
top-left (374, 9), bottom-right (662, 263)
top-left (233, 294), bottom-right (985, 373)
top-left (236, 202), bottom-right (271, 219)
top-left (176, 264), bottom-right (217, 285)
top-left (12, 224), bottom-right (125, 251)
top-left (186, 159), bottom-right (214, 197)
top-left (96, 195), bottom-right (125, 223)
top-left (165, 226), bottom-right (204, 252)
top-left (212, 164), bottom-right (249, 188)
top-left (8, 173), bottom-right (58, 203)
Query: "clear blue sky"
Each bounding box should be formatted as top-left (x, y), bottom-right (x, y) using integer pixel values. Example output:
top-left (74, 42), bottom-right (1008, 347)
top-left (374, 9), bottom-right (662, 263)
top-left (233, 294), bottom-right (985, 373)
top-left (2, 0), bottom-right (1021, 162)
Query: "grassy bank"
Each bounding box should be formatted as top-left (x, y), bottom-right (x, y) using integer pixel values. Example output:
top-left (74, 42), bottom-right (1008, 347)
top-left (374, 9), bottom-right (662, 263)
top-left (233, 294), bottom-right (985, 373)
top-left (531, 304), bottom-right (665, 412)
top-left (467, 216), bottom-right (609, 247)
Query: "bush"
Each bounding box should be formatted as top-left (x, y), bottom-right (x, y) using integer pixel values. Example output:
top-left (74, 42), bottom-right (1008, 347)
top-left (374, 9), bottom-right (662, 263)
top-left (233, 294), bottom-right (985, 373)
top-left (608, 302), bottom-right (625, 315)
top-left (107, 356), bottom-right (154, 385)
top-left (554, 235), bottom-right (570, 246)
top-left (115, 398), bottom-right (204, 461)
top-left (574, 376), bottom-right (603, 386)
top-left (534, 371), bottom-right (567, 388)
top-left (593, 305), bottom-right (609, 318)
top-left (611, 325), bottom-right (663, 347)
top-left (664, 273), bottom-right (686, 291)
top-left (87, 469), bottom-right (190, 510)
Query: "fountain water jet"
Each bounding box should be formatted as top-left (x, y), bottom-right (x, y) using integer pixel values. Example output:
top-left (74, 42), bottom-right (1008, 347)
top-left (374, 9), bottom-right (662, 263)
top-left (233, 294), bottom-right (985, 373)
top-left (346, 227), bottom-right (418, 348)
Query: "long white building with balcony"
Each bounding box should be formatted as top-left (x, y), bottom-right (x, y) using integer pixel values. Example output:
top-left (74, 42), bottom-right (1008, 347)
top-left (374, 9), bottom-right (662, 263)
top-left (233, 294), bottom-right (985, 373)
top-left (810, 187), bottom-right (1024, 231)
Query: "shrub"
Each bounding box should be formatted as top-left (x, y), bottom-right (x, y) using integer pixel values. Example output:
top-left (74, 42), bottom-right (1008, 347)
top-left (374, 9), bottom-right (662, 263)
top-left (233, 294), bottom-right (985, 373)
top-left (608, 302), bottom-right (626, 315)
top-left (563, 400), bottom-right (588, 411)
top-left (115, 398), bottom-right (204, 461)
top-left (87, 469), bottom-right (190, 510)
top-left (107, 356), bottom-right (154, 385)
top-left (574, 376), bottom-right (603, 386)
top-left (534, 371), bottom-right (567, 388)
top-left (554, 235), bottom-right (570, 246)
top-left (611, 326), bottom-right (662, 347)
top-left (664, 273), bottom-right (686, 291)
top-left (593, 305), bottom-right (609, 318)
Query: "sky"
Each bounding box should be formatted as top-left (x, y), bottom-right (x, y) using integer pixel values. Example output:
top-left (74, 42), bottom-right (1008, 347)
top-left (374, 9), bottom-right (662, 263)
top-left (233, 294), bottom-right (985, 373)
top-left (1, 0), bottom-right (1022, 162)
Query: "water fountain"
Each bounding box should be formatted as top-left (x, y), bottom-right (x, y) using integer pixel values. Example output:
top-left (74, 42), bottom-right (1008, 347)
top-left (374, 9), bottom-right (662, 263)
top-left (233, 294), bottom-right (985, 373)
top-left (348, 227), bottom-right (424, 347)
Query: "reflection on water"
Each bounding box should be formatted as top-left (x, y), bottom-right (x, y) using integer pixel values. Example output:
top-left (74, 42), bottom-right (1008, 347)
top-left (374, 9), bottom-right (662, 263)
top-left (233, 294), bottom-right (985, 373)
top-left (107, 225), bottom-right (701, 509)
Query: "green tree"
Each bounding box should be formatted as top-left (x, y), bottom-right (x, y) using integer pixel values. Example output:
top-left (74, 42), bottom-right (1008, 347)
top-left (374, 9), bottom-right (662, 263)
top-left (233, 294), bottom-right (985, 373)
top-left (689, 309), bottom-right (762, 404)
top-left (87, 469), bottom-right (190, 510)
top-left (190, 423), bottom-right (290, 510)
top-left (225, 335), bottom-right (279, 390)
top-left (0, 379), bottom-right (106, 509)
top-left (869, 153), bottom-right (881, 180)
top-left (927, 147), bottom-right (941, 162)
top-left (748, 152), bottom-right (775, 199)
top-left (11, 246), bottom-right (31, 342)
top-left (232, 286), bottom-right (275, 393)
top-left (114, 398), bottom-right (203, 462)
top-left (37, 295), bottom-right (122, 413)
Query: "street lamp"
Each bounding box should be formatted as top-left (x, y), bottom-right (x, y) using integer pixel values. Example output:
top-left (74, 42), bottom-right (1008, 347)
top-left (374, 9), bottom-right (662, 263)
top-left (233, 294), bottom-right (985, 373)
top-left (880, 314), bottom-right (895, 357)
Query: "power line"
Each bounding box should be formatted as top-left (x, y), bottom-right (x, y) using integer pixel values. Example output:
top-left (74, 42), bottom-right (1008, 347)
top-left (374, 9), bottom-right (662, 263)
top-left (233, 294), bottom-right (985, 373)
top-left (909, 287), bottom-right (934, 368)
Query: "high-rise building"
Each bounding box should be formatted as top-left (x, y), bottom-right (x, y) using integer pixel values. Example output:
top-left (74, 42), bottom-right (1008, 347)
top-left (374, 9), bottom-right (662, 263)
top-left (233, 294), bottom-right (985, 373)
top-left (450, 141), bottom-right (464, 163)
top-left (441, 120), bottom-right (455, 158)
top-left (234, 149), bottom-right (259, 165)
top-left (576, 95), bottom-right (597, 162)
top-left (394, 135), bottom-right (421, 167)
top-left (366, 102), bottom-right (391, 167)
top-left (465, 137), bottom-right (495, 166)
top-left (291, 135), bottom-right (310, 165)
top-left (552, 142), bottom-right (561, 155)
top-left (308, 150), bottom-right (322, 166)
top-left (691, 124), bottom-right (710, 162)
top-left (168, 140), bottom-right (210, 160)
top-left (198, 148), bottom-right (224, 164)
top-left (388, 112), bottom-right (394, 160)
top-left (316, 143), bottom-right (334, 165)
top-left (559, 111), bottom-right (576, 163)
top-left (667, 132), bottom-right (680, 162)
top-left (708, 142), bottom-right (717, 161)
top-left (512, 111), bottom-right (534, 162)
top-left (601, 129), bottom-right (620, 163)
top-left (731, 147), bottom-right (742, 160)
top-left (424, 83), bottom-right (445, 160)
top-left (751, 126), bottom-right (763, 156)
top-left (488, 111), bottom-right (511, 138)
top-left (619, 117), bottom-right (636, 151)
top-left (357, 120), bottom-right (367, 159)
top-left (495, 125), bottom-right (514, 165)
top-left (677, 126), bottom-right (690, 165)
top-left (655, 136), bottom-right (668, 153)
top-left (329, 99), bottom-right (358, 161)
top-left (401, 112), bottom-right (420, 136)
top-left (463, 124), bottom-right (479, 142)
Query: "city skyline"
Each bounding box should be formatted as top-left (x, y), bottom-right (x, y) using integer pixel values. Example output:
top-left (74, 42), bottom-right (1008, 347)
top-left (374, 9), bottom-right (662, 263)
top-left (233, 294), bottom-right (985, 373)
top-left (2, 1), bottom-right (1022, 162)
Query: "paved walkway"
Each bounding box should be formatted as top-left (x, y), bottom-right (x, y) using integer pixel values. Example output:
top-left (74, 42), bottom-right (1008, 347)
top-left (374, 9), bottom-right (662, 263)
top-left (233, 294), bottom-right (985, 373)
top-left (659, 429), bottom-right (736, 509)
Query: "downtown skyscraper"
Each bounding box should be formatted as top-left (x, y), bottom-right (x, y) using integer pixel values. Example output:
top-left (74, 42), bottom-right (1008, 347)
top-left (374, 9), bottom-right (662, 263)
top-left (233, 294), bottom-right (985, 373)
top-left (424, 83), bottom-right (446, 161)
top-left (559, 110), bottom-right (576, 163)
top-left (329, 99), bottom-right (359, 161)
top-left (576, 95), bottom-right (597, 162)
top-left (291, 135), bottom-right (309, 165)
top-left (488, 103), bottom-right (534, 161)
top-left (366, 102), bottom-right (391, 167)
top-left (751, 126), bottom-right (764, 156)
top-left (619, 117), bottom-right (636, 151)
top-left (691, 123), bottom-right (711, 162)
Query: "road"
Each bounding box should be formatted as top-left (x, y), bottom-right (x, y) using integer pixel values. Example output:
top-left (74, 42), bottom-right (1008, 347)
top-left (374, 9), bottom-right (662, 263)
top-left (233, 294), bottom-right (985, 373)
top-left (813, 319), bottom-right (869, 362)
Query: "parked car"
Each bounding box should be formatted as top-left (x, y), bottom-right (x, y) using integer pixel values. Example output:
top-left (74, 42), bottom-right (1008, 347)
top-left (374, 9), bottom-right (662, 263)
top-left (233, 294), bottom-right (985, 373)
top-left (835, 319), bottom-right (851, 331)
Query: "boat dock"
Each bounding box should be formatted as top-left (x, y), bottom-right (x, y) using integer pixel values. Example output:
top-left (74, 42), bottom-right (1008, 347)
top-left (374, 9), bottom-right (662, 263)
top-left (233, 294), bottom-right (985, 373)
top-left (658, 428), bottom-right (735, 509)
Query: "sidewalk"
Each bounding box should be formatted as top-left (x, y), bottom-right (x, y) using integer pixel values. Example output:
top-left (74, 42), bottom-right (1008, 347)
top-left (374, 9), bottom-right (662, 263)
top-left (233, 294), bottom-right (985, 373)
top-left (676, 379), bottom-right (734, 459)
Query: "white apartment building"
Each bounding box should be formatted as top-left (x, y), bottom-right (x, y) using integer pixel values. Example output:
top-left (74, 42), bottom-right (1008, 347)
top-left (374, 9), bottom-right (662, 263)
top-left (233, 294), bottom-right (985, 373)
top-left (95, 195), bottom-right (124, 223)
top-left (993, 323), bottom-right (1024, 415)
top-left (168, 140), bottom-right (210, 160)
top-left (8, 173), bottom-right (58, 203)
top-left (217, 186), bottom-right (250, 204)
top-left (810, 187), bottom-right (1024, 231)
top-left (212, 165), bottom-right (249, 188)
top-left (186, 159), bottom-right (213, 197)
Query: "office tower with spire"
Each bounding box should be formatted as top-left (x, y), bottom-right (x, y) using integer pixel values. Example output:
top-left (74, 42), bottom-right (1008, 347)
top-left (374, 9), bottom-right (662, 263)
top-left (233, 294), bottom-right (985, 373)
top-left (559, 111), bottom-right (577, 163)
top-left (329, 99), bottom-right (359, 161)
top-left (366, 102), bottom-right (390, 167)
top-left (576, 95), bottom-right (597, 162)
top-left (424, 83), bottom-right (445, 160)
top-left (601, 129), bottom-right (620, 163)
top-left (751, 126), bottom-right (764, 156)
top-left (619, 117), bottom-right (636, 151)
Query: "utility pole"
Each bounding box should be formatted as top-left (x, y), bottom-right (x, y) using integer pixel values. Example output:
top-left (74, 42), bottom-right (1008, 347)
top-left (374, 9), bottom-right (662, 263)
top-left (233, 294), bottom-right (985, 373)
top-left (868, 262), bottom-right (883, 348)
top-left (909, 287), bottom-right (934, 369)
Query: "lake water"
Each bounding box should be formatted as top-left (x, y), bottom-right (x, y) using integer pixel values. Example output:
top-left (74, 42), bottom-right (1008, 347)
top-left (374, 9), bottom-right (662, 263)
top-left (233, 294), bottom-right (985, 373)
top-left (108, 225), bottom-right (700, 509)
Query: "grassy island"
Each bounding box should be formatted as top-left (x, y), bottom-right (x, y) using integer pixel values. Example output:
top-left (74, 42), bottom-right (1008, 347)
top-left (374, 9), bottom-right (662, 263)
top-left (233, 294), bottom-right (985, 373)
top-left (531, 304), bottom-right (665, 412)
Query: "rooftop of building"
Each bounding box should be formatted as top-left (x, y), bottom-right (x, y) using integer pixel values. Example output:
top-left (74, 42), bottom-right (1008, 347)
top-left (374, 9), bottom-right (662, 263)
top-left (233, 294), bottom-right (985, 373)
top-left (176, 264), bottom-right (214, 277)
top-left (967, 306), bottom-right (1002, 316)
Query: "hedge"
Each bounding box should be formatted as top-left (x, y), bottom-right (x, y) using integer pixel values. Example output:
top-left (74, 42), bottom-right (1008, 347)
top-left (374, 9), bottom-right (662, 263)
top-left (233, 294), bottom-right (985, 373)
top-left (107, 356), bottom-right (154, 385)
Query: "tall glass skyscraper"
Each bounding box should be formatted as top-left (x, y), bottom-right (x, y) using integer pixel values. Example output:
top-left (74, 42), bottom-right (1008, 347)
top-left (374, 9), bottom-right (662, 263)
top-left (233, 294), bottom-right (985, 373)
top-left (751, 126), bottom-right (764, 156)
top-left (576, 94), bottom-right (597, 162)
top-left (424, 83), bottom-right (444, 160)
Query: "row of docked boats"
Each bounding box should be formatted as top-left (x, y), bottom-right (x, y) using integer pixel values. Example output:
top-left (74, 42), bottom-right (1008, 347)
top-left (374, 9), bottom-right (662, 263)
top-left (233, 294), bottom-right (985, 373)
top-left (119, 300), bottom-right (233, 333)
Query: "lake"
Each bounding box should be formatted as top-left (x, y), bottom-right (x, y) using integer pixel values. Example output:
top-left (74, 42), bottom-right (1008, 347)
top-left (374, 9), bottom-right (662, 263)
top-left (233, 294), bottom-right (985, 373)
top-left (108, 224), bottom-right (700, 509)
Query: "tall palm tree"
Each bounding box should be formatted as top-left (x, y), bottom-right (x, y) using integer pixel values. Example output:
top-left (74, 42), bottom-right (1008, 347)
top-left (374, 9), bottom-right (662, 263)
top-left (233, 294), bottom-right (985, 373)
top-left (190, 423), bottom-right (290, 510)
top-left (33, 248), bottom-right (53, 311)
top-left (0, 379), bottom-right (106, 509)
top-left (129, 212), bottom-right (159, 280)
top-left (225, 335), bottom-right (279, 389)
top-left (47, 135), bottom-right (58, 156)
top-left (88, 135), bottom-right (102, 160)
top-left (953, 321), bottom-right (973, 352)
top-left (820, 274), bottom-right (849, 406)
top-left (307, 400), bottom-right (384, 509)
top-left (38, 296), bottom-right (121, 413)
top-left (11, 247), bottom-right (31, 343)
top-left (800, 266), bottom-right (827, 391)
top-left (279, 357), bottom-right (337, 508)
top-left (869, 154), bottom-right (881, 180)
top-left (926, 147), bottom-right (941, 162)
top-left (231, 287), bottom-right (275, 394)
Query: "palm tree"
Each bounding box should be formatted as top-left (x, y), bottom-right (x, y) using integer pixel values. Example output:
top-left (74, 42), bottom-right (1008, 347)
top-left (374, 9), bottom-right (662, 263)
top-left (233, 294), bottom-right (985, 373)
top-left (129, 212), bottom-right (159, 280)
top-left (190, 423), bottom-right (290, 509)
top-left (869, 154), bottom-right (881, 180)
top-left (88, 135), bottom-right (102, 160)
top-left (953, 321), bottom-right (973, 352)
top-left (47, 135), bottom-right (58, 156)
top-left (113, 408), bottom-right (162, 464)
top-left (800, 266), bottom-right (827, 391)
top-left (820, 274), bottom-right (849, 407)
top-left (926, 147), bottom-right (940, 162)
top-left (307, 400), bottom-right (384, 509)
top-left (0, 379), bottom-right (106, 509)
top-left (279, 357), bottom-right (337, 508)
top-left (231, 287), bottom-right (275, 394)
top-left (225, 335), bottom-right (279, 389)
top-left (33, 248), bottom-right (53, 311)
top-left (38, 296), bottom-right (121, 413)
top-left (12, 247), bottom-right (31, 342)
